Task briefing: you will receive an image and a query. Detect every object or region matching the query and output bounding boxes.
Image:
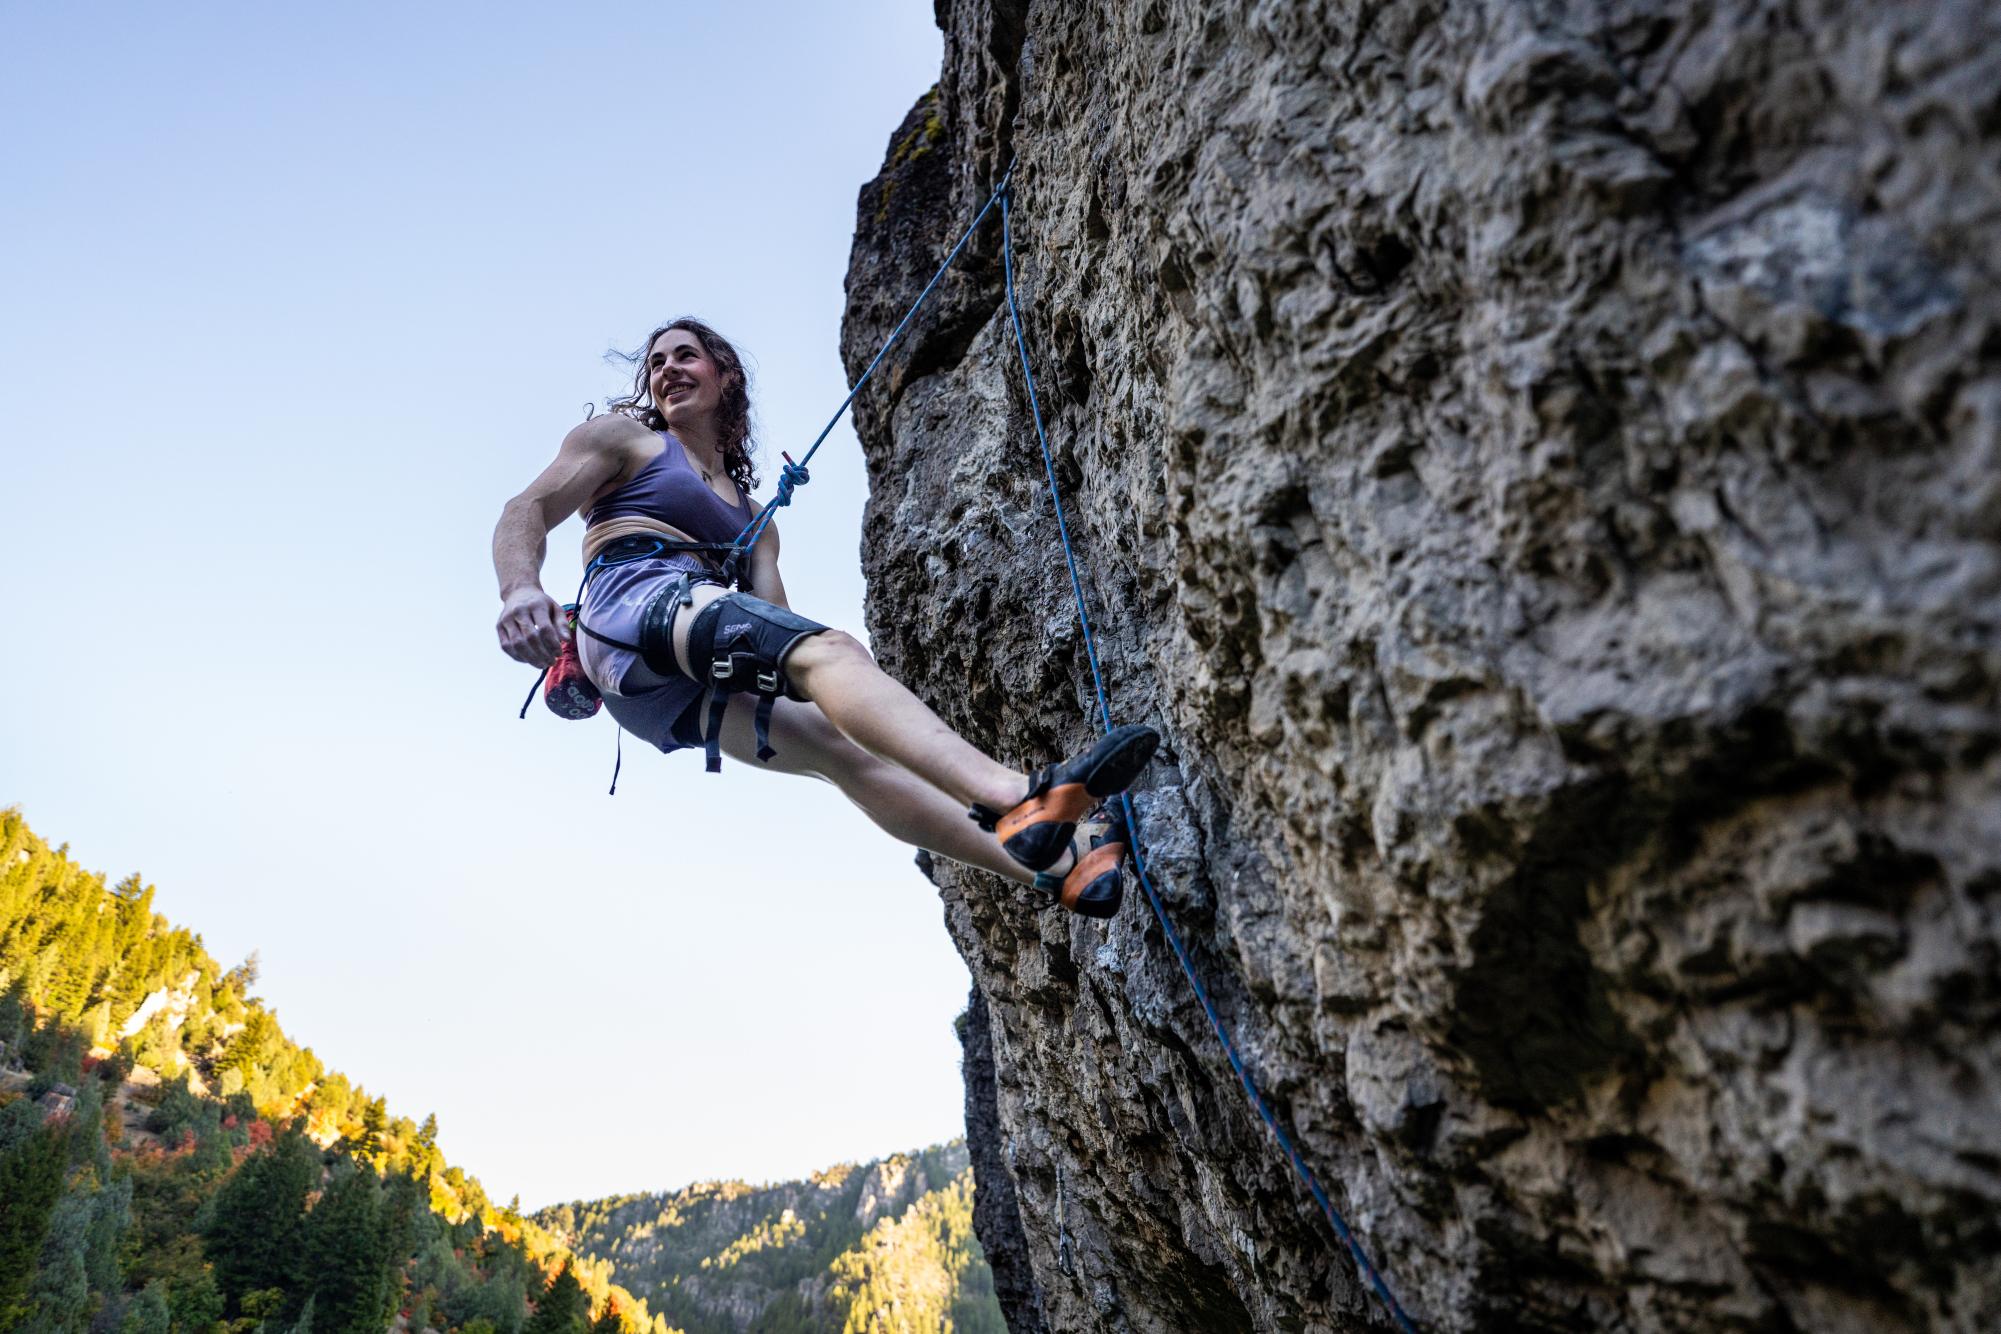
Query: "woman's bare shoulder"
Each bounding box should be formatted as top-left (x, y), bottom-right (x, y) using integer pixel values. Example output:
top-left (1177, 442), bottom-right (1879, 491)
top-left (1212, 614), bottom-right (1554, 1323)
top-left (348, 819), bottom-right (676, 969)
top-left (565, 409), bottom-right (655, 453)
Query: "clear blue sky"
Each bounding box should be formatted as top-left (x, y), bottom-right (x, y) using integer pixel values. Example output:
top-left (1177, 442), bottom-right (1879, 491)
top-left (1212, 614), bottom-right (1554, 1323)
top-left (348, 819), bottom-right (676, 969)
top-left (0, 2), bottom-right (967, 1210)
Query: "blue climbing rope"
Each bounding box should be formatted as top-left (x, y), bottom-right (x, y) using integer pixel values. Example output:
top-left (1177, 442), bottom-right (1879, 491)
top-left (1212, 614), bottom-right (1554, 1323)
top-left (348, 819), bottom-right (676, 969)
top-left (999, 186), bottom-right (1421, 1334)
top-left (726, 162), bottom-right (1018, 570)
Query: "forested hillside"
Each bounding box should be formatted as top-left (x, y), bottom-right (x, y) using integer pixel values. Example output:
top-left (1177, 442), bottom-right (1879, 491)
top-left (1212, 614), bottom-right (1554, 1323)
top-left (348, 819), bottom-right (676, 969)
top-left (538, 1143), bottom-right (1004, 1334)
top-left (0, 808), bottom-right (669, 1334)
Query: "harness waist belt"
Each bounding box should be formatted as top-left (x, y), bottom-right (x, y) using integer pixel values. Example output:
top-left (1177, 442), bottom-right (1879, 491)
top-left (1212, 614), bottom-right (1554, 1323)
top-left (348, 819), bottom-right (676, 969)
top-left (591, 533), bottom-right (736, 567)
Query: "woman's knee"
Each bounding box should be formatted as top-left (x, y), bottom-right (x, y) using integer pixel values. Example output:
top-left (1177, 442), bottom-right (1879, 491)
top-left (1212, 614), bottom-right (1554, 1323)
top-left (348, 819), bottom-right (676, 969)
top-left (785, 628), bottom-right (871, 681)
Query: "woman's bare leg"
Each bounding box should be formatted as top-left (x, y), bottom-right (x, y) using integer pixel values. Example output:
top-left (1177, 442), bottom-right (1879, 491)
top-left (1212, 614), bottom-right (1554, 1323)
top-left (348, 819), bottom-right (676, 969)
top-left (669, 584), bottom-right (1026, 814)
top-left (785, 632), bottom-right (1027, 812)
top-left (713, 694), bottom-right (1038, 885)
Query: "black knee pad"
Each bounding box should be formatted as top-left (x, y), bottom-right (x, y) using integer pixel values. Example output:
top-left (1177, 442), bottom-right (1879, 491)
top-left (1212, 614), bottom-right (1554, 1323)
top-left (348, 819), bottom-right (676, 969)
top-left (636, 573), bottom-right (703, 679)
top-left (686, 592), bottom-right (829, 701)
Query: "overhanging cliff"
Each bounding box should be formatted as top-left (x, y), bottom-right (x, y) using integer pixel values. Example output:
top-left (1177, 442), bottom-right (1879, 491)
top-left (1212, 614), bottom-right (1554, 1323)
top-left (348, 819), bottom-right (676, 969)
top-left (844, 2), bottom-right (2001, 1329)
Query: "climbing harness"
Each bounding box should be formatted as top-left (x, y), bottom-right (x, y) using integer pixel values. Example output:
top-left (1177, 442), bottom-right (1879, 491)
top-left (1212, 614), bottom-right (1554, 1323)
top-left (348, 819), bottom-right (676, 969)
top-left (523, 533), bottom-right (829, 774)
top-left (516, 532), bottom-right (727, 718)
top-left (513, 160), bottom-right (1421, 1329)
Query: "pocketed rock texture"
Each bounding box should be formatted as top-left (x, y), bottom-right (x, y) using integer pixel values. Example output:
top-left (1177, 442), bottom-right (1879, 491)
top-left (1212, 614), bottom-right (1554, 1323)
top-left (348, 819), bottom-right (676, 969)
top-left (843, 2), bottom-right (2001, 1330)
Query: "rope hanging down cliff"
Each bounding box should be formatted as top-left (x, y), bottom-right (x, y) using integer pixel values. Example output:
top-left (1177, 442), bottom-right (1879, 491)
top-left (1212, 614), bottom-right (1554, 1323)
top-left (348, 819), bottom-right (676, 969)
top-left (997, 185), bottom-right (1420, 1334)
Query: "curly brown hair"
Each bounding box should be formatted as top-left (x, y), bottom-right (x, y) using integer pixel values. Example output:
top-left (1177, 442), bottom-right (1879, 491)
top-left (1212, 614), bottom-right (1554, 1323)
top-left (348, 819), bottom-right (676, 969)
top-left (607, 317), bottom-right (758, 495)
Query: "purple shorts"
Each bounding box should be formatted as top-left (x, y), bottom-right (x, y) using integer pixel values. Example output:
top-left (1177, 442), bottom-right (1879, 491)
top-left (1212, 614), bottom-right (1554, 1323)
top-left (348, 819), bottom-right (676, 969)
top-left (575, 556), bottom-right (718, 753)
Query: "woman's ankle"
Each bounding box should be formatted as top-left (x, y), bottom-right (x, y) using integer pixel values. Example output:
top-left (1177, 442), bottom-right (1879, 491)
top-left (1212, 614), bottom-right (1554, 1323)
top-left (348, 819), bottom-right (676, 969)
top-left (972, 772), bottom-right (1027, 815)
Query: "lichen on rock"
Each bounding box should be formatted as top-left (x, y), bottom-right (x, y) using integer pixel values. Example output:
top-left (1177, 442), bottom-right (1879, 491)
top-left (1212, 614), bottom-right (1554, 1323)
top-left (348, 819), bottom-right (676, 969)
top-left (843, 1), bottom-right (2001, 1329)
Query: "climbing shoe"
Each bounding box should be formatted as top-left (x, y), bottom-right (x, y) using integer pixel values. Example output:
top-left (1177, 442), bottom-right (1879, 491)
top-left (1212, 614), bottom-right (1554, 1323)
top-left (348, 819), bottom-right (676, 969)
top-left (543, 608), bottom-right (602, 720)
top-left (970, 723), bottom-right (1159, 872)
top-left (1033, 800), bottom-right (1131, 919)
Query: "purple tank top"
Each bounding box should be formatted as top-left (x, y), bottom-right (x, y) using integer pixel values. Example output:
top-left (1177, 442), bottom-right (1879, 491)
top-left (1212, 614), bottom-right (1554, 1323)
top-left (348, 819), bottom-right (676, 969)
top-left (584, 431), bottom-right (752, 538)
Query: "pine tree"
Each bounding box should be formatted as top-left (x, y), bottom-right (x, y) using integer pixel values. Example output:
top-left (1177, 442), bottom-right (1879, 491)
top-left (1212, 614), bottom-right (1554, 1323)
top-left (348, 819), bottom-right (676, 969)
top-left (83, 1175), bottom-right (132, 1298)
top-left (144, 1074), bottom-right (200, 1141)
top-left (411, 1114), bottom-right (442, 1182)
top-left (189, 1105), bottom-right (235, 1177)
top-left (64, 1083), bottom-right (107, 1180)
top-left (115, 1282), bottom-right (170, 1334)
top-left (303, 1166), bottom-right (392, 1334)
top-left (224, 952), bottom-right (260, 995)
top-left (18, 1188), bottom-right (92, 1334)
top-left (24, 1022), bottom-right (86, 1097)
top-left (201, 1129), bottom-right (318, 1310)
top-left (341, 1097), bottom-right (387, 1168)
top-left (0, 1099), bottom-right (42, 1153)
top-left (523, 1263), bottom-right (588, 1334)
top-left (0, 1121), bottom-right (70, 1329)
top-left (0, 988), bottom-right (26, 1051)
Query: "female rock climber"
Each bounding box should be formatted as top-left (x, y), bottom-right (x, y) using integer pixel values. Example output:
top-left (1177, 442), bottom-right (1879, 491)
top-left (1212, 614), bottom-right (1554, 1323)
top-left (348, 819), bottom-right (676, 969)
top-left (491, 318), bottom-right (1154, 916)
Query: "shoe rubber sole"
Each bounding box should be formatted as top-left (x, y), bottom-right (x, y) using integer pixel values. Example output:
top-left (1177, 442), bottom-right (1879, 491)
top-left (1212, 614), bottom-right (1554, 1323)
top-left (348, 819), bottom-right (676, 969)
top-left (1061, 808), bottom-right (1129, 918)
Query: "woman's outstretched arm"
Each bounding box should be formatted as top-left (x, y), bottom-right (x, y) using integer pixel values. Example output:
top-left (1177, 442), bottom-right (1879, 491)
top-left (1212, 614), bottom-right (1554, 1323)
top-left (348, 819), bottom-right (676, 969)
top-left (492, 414), bottom-right (642, 667)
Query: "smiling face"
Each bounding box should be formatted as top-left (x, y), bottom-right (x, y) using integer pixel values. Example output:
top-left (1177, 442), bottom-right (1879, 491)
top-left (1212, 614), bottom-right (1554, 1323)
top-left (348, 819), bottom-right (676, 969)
top-left (613, 316), bottom-right (757, 491)
top-left (646, 328), bottom-right (724, 437)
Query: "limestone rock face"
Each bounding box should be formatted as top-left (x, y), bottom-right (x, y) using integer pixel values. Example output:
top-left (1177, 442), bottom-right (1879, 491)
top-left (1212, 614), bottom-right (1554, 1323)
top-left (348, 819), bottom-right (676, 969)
top-left (842, 1), bottom-right (2001, 1329)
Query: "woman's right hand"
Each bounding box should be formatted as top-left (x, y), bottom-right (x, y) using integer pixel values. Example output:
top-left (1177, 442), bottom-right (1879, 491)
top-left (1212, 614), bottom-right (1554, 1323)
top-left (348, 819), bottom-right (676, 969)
top-left (497, 587), bottom-right (569, 668)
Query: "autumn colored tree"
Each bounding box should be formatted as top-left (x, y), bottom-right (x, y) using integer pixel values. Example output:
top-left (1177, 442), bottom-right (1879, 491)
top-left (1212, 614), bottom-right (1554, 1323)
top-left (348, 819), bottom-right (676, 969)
top-left (306, 1073), bottom-right (354, 1130)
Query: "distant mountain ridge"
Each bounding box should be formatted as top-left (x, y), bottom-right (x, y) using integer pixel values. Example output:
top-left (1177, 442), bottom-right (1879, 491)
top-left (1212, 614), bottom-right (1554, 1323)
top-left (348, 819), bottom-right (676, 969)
top-left (536, 1142), bottom-right (1004, 1334)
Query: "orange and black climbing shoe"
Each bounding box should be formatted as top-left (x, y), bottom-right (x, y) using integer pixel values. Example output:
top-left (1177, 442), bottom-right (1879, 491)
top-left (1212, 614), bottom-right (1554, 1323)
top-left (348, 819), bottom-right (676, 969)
top-left (1032, 801), bottom-right (1131, 919)
top-left (969, 723), bottom-right (1159, 872)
